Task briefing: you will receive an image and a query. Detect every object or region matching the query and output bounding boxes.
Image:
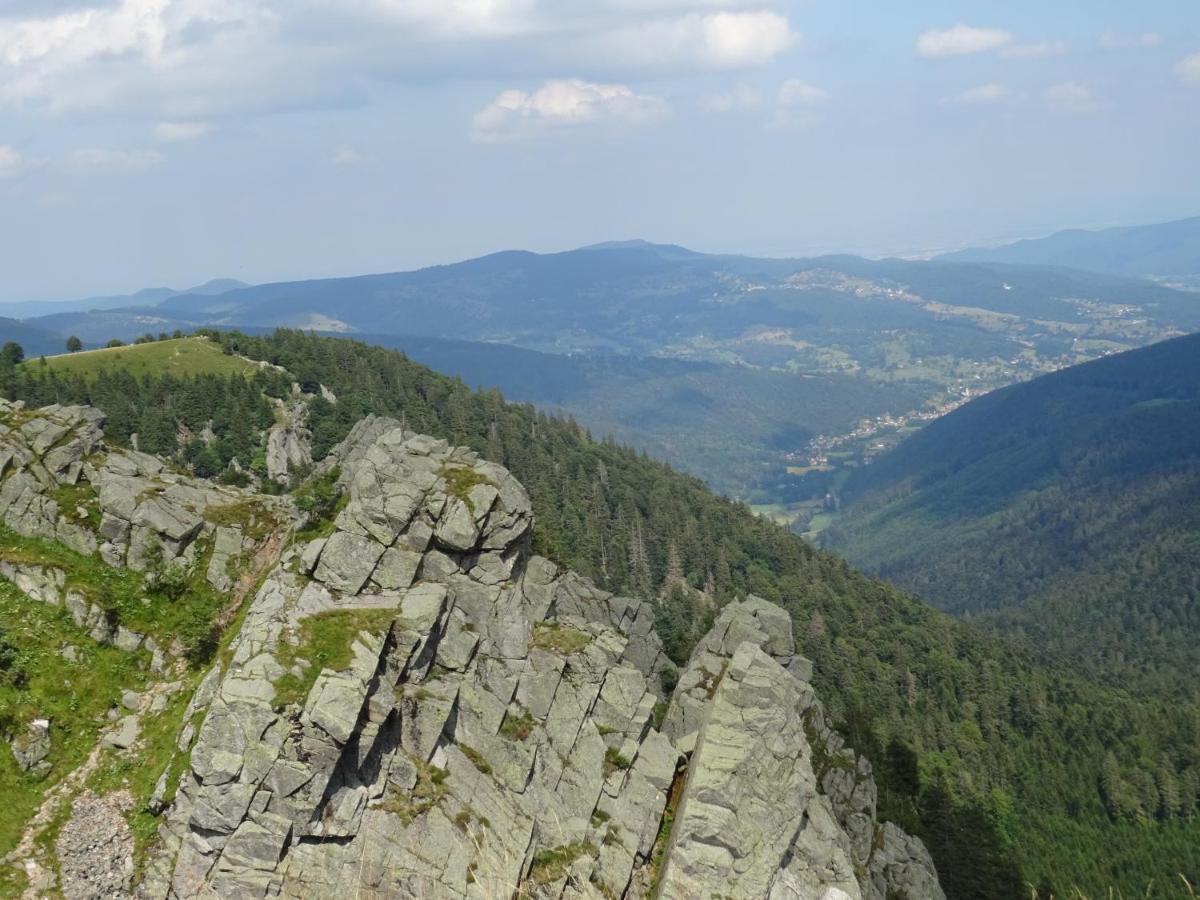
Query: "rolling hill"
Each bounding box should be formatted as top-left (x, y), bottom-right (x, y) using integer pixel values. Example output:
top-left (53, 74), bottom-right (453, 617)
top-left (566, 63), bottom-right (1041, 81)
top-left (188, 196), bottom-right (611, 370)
top-left (939, 216), bottom-right (1200, 278)
top-left (153, 242), bottom-right (1200, 348)
top-left (4, 240), bottom-right (1198, 507)
top-left (822, 332), bottom-right (1200, 699)
top-left (23, 336), bottom-right (261, 381)
top-left (0, 317), bottom-right (68, 358)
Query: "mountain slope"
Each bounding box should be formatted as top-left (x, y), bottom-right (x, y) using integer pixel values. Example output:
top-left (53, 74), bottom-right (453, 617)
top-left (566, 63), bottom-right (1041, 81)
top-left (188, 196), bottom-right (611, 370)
top-left (823, 332), bottom-right (1200, 698)
top-left (0, 317), bottom-right (67, 358)
top-left (0, 278), bottom-right (248, 320)
top-left (4, 329), bottom-right (1199, 897)
top-left (367, 333), bottom-right (927, 496)
top-left (939, 216), bottom-right (1200, 277)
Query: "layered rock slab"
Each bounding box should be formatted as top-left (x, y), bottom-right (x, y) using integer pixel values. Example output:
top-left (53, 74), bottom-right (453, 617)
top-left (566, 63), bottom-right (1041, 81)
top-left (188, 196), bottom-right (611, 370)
top-left (137, 422), bottom-right (943, 900)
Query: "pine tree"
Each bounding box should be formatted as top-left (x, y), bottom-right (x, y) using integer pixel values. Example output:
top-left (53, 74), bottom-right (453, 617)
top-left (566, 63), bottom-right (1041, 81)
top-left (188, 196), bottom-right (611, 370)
top-left (661, 540), bottom-right (684, 594)
top-left (627, 511), bottom-right (652, 599)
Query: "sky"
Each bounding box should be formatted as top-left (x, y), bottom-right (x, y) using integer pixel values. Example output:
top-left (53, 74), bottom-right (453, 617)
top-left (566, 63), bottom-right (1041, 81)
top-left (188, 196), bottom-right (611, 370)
top-left (0, 0), bottom-right (1198, 301)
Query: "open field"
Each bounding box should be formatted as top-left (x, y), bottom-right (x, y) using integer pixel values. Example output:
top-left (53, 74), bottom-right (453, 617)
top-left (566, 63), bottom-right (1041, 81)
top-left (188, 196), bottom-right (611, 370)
top-left (24, 338), bottom-right (259, 381)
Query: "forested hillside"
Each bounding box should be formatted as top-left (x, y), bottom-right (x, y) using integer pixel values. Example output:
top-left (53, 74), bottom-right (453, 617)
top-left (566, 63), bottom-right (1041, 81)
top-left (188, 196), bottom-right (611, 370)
top-left (824, 333), bottom-right (1200, 701)
top-left (3, 330), bottom-right (1199, 896)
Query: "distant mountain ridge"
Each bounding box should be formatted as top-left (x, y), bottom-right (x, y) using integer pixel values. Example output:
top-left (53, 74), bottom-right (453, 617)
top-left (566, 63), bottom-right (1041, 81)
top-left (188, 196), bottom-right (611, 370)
top-left (938, 216), bottom-right (1200, 277)
top-left (5, 237), bottom-right (1200, 505)
top-left (0, 278), bottom-right (248, 320)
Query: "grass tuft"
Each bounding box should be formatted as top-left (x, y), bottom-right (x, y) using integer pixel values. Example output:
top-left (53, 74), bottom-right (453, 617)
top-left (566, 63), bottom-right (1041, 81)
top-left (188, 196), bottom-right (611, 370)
top-left (529, 622), bottom-right (591, 656)
top-left (271, 608), bottom-right (396, 709)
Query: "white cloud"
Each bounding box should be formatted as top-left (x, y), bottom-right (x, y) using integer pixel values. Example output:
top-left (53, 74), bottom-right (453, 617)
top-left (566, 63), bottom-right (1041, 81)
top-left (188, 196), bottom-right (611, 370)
top-left (154, 121), bottom-right (212, 142)
top-left (1044, 81), bottom-right (1096, 110)
top-left (777, 79), bottom-right (829, 106)
top-left (1000, 41), bottom-right (1067, 59)
top-left (942, 83), bottom-right (1012, 105)
top-left (1177, 52), bottom-right (1200, 85)
top-left (472, 78), bottom-right (665, 142)
top-left (917, 25), bottom-right (1013, 58)
top-left (0, 2), bottom-right (799, 123)
top-left (0, 144), bottom-right (25, 177)
top-left (332, 145), bottom-right (365, 166)
top-left (595, 10), bottom-right (795, 70)
top-left (0, 0), bottom-right (273, 110)
top-left (1100, 31), bottom-right (1162, 50)
top-left (70, 147), bottom-right (164, 170)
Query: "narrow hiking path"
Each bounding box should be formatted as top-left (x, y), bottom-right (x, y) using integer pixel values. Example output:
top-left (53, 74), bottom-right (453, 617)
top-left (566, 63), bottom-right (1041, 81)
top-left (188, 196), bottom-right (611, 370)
top-left (5, 523), bottom-right (292, 899)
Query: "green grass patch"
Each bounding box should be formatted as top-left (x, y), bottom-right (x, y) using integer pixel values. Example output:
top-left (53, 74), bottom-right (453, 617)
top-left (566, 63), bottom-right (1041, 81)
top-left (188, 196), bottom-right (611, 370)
top-left (645, 774), bottom-right (683, 897)
top-left (603, 747), bottom-right (632, 775)
top-left (498, 708), bottom-right (536, 742)
top-left (651, 701), bottom-right (668, 731)
top-left (529, 622), bottom-right (591, 656)
top-left (292, 468), bottom-right (346, 541)
top-left (271, 608), bottom-right (396, 709)
top-left (49, 481), bottom-right (101, 530)
top-left (437, 464), bottom-right (492, 513)
top-left (457, 743), bottom-right (493, 776)
top-left (0, 581), bottom-right (150, 861)
top-left (802, 709), bottom-right (856, 780)
top-left (23, 338), bottom-right (259, 381)
top-left (0, 525), bottom-right (224, 666)
top-left (378, 758), bottom-right (448, 825)
top-left (203, 498), bottom-right (279, 543)
top-left (528, 841), bottom-right (597, 885)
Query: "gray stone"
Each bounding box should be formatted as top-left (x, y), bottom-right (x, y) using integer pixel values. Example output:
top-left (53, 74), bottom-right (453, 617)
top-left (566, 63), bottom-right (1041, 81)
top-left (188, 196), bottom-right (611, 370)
top-left (371, 546), bottom-right (421, 590)
top-left (266, 424), bottom-right (313, 484)
top-left (298, 537), bottom-right (327, 575)
top-left (312, 530), bottom-right (385, 594)
top-left (114, 625), bottom-right (144, 652)
top-left (104, 715), bottom-right (140, 750)
top-left (11, 719), bottom-right (51, 773)
top-left (433, 496), bottom-right (480, 551)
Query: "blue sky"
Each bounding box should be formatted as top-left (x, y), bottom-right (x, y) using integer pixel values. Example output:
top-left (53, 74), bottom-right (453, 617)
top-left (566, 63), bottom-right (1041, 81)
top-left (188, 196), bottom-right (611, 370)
top-left (0, 0), bottom-right (1198, 300)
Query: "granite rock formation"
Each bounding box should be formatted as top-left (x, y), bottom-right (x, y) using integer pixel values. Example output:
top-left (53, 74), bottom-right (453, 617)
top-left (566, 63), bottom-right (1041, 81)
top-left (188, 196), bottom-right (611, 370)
top-left (135, 417), bottom-right (943, 900)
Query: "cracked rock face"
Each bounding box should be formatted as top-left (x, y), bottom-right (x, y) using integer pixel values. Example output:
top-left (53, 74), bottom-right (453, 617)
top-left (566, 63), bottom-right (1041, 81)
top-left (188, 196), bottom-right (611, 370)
top-left (0, 398), bottom-right (287, 589)
top-left (138, 421), bottom-right (943, 900)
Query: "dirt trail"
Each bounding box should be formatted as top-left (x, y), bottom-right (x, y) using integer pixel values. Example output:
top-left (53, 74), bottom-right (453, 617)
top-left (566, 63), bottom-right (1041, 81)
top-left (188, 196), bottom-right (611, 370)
top-left (4, 523), bottom-right (291, 898)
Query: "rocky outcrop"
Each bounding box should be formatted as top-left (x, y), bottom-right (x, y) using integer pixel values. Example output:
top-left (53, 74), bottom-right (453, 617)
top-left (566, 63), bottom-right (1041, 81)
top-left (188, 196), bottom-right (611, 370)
top-left (659, 598), bottom-right (944, 900)
top-left (266, 402), bottom-right (313, 484)
top-left (0, 398), bottom-right (290, 589)
top-left (141, 422), bottom-right (942, 900)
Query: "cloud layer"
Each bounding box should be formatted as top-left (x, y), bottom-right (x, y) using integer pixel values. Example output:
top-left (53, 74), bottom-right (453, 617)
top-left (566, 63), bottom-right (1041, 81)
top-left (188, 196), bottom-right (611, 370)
top-left (0, 0), bottom-right (796, 123)
top-left (917, 25), bottom-right (1013, 58)
top-left (473, 78), bottom-right (665, 142)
